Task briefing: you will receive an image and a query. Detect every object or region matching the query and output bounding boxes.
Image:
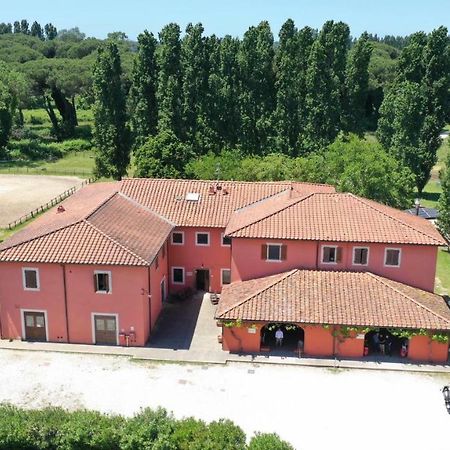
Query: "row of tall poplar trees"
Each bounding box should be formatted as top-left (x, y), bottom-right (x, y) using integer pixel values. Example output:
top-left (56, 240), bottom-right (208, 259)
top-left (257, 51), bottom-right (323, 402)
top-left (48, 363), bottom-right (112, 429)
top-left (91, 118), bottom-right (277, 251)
top-left (92, 19), bottom-right (373, 179)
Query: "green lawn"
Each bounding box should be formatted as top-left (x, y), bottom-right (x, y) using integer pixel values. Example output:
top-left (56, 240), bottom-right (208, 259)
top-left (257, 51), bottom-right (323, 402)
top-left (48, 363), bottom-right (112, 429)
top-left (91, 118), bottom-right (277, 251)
top-left (435, 248), bottom-right (450, 295)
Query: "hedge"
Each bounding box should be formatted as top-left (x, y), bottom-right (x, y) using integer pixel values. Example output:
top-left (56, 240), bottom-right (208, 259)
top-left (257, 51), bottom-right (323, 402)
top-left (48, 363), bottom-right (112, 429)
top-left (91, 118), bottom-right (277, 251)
top-left (0, 405), bottom-right (293, 449)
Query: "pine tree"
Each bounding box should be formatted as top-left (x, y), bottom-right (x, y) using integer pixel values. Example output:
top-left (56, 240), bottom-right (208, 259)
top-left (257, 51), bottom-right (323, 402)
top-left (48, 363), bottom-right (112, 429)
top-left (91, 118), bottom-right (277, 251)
top-left (13, 21), bottom-right (20, 34)
top-left (238, 21), bottom-right (276, 154)
top-left (344, 32), bottom-right (373, 135)
top-left (92, 42), bottom-right (131, 180)
top-left (156, 23), bottom-right (183, 138)
top-left (129, 30), bottom-right (158, 147)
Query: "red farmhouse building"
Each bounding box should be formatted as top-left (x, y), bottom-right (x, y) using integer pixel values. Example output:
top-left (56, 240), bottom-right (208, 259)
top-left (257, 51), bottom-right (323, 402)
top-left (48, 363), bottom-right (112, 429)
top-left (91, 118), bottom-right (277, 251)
top-left (0, 178), bottom-right (449, 362)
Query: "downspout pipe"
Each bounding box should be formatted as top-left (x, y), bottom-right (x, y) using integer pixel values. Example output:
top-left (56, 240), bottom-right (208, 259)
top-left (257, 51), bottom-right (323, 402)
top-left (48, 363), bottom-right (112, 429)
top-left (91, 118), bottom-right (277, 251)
top-left (62, 264), bottom-right (70, 343)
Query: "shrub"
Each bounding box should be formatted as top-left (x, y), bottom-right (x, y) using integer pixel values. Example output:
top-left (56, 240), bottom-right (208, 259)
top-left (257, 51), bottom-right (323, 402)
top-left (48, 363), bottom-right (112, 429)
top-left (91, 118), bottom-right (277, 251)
top-left (202, 419), bottom-right (247, 450)
top-left (248, 432), bottom-right (295, 450)
top-left (120, 407), bottom-right (176, 450)
top-left (53, 138), bottom-right (93, 154)
top-left (29, 114), bottom-right (45, 125)
top-left (58, 410), bottom-right (124, 450)
top-left (171, 417), bottom-right (209, 450)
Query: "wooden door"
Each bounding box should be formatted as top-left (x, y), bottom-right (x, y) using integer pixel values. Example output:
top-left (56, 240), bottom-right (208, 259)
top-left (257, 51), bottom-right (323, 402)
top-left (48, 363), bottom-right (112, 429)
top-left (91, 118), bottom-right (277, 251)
top-left (94, 315), bottom-right (117, 345)
top-left (24, 311), bottom-right (47, 342)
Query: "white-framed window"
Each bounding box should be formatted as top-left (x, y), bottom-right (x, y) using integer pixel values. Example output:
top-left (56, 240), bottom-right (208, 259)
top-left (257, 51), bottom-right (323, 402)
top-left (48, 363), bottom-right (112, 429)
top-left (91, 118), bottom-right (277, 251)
top-left (221, 233), bottom-right (231, 247)
top-left (353, 247), bottom-right (369, 266)
top-left (384, 248), bottom-right (401, 267)
top-left (172, 267), bottom-right (185, 284)
top-left (171, 231), bottom-right (184, 245)
top-left (22, 267), bottom-right (40, 291)
top-left (196, 232), bottom-right (210, 246)
top-left (263, 243), bottom-right (286, 262)
top-left (322, 246), bottom-right (342, 264)
top-left (221, 268), bottom-right (231, 285)
top-left (94, 270), bottom-right (112, 293)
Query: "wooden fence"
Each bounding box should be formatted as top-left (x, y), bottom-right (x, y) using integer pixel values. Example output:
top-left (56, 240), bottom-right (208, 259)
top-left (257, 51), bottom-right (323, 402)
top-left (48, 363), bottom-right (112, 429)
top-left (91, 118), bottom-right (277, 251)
top-left (7, 178), bottom-right (93, 230)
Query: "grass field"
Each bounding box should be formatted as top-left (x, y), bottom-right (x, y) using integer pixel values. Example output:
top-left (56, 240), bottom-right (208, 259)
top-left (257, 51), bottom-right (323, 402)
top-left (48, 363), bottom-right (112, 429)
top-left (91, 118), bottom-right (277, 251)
top-left (435, 248), bottom-right (450, 296)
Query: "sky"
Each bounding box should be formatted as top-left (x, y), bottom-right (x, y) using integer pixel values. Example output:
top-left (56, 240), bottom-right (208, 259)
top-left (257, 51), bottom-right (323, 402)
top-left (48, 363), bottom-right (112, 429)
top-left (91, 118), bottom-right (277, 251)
top-left (2, 0), bottom-right (449, 40)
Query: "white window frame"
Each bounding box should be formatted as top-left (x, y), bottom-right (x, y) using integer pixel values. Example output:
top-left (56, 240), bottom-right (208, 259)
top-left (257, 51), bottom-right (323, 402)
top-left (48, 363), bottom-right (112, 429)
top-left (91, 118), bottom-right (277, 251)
top-left (22, 267), bottom-right (40, 291)
top-left (266, 243), bottom-right (282, 262)
top-left (321, 245), bottom-right (338, 265)
top-left (91, 312), bottom-right (119, 345)
top-left (352, 246), bottom-right (370, 266)
top-left (221, 233), bottom-right (231, 247)
top-left (195, 232), bottom-right (210, 247)
top-left (171, 231), bottom-right (184, 246)
top-left (94, 270), bottom-right (112, 294)
top-left (20, 309), bottom-right (48, 341)
top-left (221, 268), bottom-right (231, 286)
top-left (172, 266), bottom-right (185, 285)
top-left (384, 248), bottom-right (401, 268)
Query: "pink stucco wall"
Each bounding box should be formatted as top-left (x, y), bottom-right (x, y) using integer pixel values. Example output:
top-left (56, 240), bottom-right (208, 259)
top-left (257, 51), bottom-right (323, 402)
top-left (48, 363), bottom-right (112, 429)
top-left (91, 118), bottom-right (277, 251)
top-left (231, 238), bottom-right (438, 291)
top-left (149, 241), bottom-right (169, 330)
top-left (0, 262), bottom-right (67, 342)
top-left (0, 261), bottom-right (154, 346)
top-left (168, 227), bottom-right (231, 293)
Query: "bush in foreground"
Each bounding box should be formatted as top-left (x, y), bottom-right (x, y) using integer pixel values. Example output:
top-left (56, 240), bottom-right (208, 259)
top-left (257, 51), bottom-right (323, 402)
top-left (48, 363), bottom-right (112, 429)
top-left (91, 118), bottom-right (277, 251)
top-left (0, 405), bottom-right (293, 450)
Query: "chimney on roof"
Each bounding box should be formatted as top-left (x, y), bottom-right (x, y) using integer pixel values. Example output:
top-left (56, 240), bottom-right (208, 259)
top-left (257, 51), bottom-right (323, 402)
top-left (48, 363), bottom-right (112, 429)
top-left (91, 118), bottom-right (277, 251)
top-left (208, 185), bottom-right (216, 195)
top-left (222, 187), bottom-right (229, 195)
top-left (57, 205), bottom-right (65, 213)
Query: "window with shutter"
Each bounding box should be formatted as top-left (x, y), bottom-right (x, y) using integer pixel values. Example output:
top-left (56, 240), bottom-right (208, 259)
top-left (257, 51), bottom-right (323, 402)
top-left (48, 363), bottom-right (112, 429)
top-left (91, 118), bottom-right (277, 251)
top-left (94, 271), bottom-right (111, 293)
top-left (23, 268), bottom-right (39, 290)
top-left (353, 247), bottom-right (369, 265)
top-left (385, 248), bottom-right (401, 267)
top-left (261, 244), bottom-right (268, 259)
top-left (322, 246), bottom-right (338, 263)
top-left (221, 269), bottom-right (231, 285)
top-left (266, 244), bottom-right (282, 261)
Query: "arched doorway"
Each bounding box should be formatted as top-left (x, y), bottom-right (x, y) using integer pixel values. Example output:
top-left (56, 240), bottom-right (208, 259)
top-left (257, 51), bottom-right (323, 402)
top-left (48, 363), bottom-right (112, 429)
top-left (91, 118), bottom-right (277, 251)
top-left (364, 328), bottom-right (408, 357)
top-left (261, 323), bottom-right (304, 351)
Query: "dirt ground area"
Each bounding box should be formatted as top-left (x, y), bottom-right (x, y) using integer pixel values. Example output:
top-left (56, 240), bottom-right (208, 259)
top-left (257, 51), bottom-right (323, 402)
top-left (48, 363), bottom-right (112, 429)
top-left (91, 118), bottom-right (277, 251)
top-left (0, 175), bottom-right (83, 228)
top-left (0, 350), bottom-right (448, 450)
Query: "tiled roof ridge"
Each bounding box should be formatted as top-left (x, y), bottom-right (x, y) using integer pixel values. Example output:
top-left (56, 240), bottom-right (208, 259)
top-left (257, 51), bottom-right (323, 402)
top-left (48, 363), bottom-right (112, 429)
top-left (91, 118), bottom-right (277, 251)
top-left (367, 272), bottom-right (450, 327)
top-left (122, 177), bottom-right (334, 189)
top-left (346, 193), bottom-right (443, 245)
top-left (219, 269), bottom-right (298, 317)
top-left (82, 220), bottom-right (150, 266)
top-left (116, 192), bottom-right (177, 227)
top-left (233, 188), bottom-right (291, 214)
top-left (228, 192), bottom-right (316, 236)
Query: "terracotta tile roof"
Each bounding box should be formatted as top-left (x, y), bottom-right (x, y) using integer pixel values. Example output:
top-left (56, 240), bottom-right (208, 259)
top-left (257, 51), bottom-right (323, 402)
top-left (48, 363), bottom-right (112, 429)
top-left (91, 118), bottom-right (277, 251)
top-left (216, 269), bottom-right (450, 330)
top-left (0, 182), bottom-right (119, 251)
top-left (0, 221), bottom-right (149, 266)
top-left (226, 192), bottom-right (445, 246)
top-left (0, 189), bottom-right (174, 266)
top-left (119, 178), bottom-right (334, 228)
top-left (87, 193), bottom-right (174, 263)
top-left (216, 269), bottom-right (450, 331)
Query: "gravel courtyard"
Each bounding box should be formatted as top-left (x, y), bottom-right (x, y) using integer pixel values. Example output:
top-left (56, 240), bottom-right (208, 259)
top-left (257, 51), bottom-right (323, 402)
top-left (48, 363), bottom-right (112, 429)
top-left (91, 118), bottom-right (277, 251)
top-left (0, 350), bottom-right (448, 450)
top-left (0, 175), bottom-right (83, 227)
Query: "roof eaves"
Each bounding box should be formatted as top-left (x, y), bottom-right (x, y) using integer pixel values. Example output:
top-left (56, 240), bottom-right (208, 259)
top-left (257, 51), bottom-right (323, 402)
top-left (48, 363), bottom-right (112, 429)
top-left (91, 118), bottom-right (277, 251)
top-left (367, 272), bottom-right (450, 327)
top-left (217, 269), bottom-right (298, 318)
top-left (348, 193), bottom-right (444, 245)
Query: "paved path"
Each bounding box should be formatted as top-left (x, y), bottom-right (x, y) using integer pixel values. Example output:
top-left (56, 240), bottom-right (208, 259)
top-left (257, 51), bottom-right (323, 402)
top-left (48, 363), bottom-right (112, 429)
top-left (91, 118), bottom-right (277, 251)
top-left (0, 174), bottom-right (83, 228)
top-left (0, 349), bottom-right (449, 450)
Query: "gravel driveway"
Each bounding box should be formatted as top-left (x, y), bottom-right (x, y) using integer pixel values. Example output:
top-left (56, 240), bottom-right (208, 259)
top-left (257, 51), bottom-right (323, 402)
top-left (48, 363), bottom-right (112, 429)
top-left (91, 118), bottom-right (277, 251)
top-left (0, 350), bottom-right (448, 449)
top-left (0, 175), bottom-right (83, 228)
